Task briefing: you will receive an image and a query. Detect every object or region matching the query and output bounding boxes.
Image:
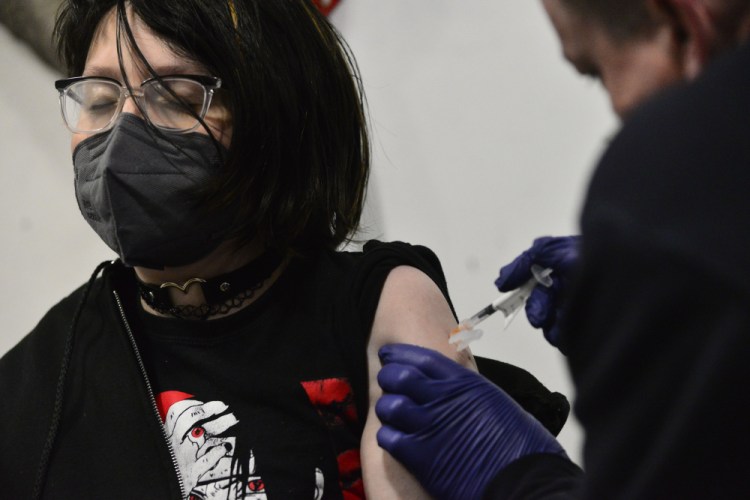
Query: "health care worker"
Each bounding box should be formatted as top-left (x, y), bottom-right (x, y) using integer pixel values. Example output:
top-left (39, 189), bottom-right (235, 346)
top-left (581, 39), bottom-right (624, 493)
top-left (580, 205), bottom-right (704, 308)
top-left (375, 0), bottom-right (750, 498)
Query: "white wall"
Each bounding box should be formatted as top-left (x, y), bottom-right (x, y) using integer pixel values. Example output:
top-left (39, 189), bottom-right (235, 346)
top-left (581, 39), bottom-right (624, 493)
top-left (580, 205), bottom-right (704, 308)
top-left (0, 1), bottom-right (618, 466)
top-left (331, 1), bottom-right (618, 466)
top-left (0, 27), bottom-right (117, 349)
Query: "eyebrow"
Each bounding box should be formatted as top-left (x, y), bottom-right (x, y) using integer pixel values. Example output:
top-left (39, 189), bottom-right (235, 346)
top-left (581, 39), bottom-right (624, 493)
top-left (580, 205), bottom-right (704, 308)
top-left (81, 66), bottom-right (121, 79)
top-left (82, 63), bottom-right (209, 81)
top-left (147, 63), bottom-right (209, 76)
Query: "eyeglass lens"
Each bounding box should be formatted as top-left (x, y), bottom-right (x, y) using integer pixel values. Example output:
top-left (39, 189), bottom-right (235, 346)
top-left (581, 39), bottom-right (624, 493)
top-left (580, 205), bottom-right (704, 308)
top-left (61, 78), bottom-right (209, 133)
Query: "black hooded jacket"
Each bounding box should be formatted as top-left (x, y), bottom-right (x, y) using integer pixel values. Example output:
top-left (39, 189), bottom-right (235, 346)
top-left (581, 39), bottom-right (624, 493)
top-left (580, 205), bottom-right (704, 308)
top-left (1, 241), bottom-right (570, 499)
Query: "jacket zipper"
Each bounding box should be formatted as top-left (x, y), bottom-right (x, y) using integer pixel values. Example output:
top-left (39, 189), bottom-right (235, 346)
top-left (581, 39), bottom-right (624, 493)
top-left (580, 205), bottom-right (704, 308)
top-left (112, 290), bottom-right (186, 497)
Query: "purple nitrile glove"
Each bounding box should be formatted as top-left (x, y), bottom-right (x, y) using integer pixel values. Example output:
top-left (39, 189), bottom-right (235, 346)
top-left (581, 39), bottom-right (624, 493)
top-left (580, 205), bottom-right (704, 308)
top-left (376, 343), bottom-right (566, 500)
top-left (495, 236), bottom-right (580, 347)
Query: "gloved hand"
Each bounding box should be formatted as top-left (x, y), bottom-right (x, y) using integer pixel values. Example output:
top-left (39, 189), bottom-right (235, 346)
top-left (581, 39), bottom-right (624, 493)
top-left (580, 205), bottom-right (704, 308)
top-left (376, 343), bottom-right (567, 500)
top-left (495, 235), bottom-right (580, 347)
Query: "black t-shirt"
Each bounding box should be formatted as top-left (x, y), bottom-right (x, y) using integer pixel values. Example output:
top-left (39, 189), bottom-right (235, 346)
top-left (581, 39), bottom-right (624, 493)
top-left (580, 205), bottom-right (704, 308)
top-left (118, 241), bottom-right (454, 499)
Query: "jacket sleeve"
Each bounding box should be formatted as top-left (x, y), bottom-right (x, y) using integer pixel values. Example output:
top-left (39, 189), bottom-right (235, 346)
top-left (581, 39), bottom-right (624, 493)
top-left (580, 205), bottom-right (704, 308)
top-left (482, 453), bottom-right (583, 499)
top-left (561, 233), bottom-right (750, 499)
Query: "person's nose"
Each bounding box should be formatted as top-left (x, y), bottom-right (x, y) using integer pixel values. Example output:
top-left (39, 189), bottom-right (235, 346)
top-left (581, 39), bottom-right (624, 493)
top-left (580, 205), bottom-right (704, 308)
top-left (121, 92), bottom-right (145, 118)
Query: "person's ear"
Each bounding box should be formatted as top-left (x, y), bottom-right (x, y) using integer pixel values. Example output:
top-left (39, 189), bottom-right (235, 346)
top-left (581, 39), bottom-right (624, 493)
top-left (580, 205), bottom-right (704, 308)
top-left (650, 0), bottom-right (718, 78)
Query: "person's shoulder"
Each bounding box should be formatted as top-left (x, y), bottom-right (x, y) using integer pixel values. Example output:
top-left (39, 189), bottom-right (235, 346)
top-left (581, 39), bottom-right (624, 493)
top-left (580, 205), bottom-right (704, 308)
top-left (304, 240), bottom-right (453, 321)
top-left (0, 281), bottom-right (95, 432)
top-left (588, 41), bottom-right (750, 212)
top-left (328, 240), bottom-right (446, 291)
top-left (361, 240), bottom-right (441, 265)
top-left (600, 40), bottom-right (750, 179)
top-left (315, 240), bottom-right (442, 280)
top-left (0, 282), bottom-right (89, 371)
top-left (0, 270), bottom-right (112, 493)
top-left (328, 239), bottom-right (440, 263)
top-left (0, 262), bottom-right (116, 382)
top-left (583, 43), bottom-right (750, 282)
top-left (343, 240), bottom-right (443, 271)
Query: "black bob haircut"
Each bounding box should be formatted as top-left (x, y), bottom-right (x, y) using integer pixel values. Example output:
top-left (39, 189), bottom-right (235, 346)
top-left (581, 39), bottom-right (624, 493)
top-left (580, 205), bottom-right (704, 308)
top-left (55, 0), bottom-right (370, 256)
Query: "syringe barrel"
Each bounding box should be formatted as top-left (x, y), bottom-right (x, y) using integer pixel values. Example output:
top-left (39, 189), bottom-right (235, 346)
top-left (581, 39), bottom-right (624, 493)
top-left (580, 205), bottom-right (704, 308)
top-left (465, 304), bottom-right (496, 329)
top-left (492, 279), bottom-right (537, 317)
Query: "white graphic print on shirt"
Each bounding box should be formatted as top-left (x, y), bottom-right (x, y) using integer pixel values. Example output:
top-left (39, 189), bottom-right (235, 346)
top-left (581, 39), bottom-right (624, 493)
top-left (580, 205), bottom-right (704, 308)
top-left (160, 391), bottom-right (268, 499)
top-left (159, 391), bottom-right (327, 499)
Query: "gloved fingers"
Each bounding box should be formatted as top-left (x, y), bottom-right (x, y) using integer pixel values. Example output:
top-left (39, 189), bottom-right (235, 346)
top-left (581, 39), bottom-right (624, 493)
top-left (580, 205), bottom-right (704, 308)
top-left (375, 394), bottom-right (431, 433)
top-left (533, 235), bottom-right (580, 271)
top-left (497, 236), bottom-right (580, 293)
top-left (494, 252), bottom-right (533, 292)
top-left (526, 286), bottom-right (556, 329)
top-left (376, 424), bottom-right (409, 455)
top-left (377, 358), bottom-right (459, 404)
top-left (379, 343), bottom-right (472, 384)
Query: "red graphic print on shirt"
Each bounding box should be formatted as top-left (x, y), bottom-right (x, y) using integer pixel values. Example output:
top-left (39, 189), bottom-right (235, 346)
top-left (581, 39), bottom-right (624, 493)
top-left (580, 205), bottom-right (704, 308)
top-left (301, 378), bottom-right (365, 499)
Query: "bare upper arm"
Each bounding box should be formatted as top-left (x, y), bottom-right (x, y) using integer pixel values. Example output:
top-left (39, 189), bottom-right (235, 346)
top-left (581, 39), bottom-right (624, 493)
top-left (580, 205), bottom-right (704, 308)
top-left (360, 265), bottom-right (477, 499)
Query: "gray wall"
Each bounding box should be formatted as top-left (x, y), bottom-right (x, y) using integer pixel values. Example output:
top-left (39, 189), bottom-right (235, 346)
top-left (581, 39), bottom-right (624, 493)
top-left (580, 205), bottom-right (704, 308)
top-left (0, 1), bottom-right (618, 466)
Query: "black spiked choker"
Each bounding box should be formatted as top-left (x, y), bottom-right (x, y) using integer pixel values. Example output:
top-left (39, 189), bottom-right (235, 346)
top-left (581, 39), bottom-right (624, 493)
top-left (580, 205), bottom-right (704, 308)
top-left (136, 251), bottom-right (284, 319)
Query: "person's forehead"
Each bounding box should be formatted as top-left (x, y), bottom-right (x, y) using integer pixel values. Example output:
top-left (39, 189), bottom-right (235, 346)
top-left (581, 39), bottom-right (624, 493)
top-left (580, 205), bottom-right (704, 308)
top-left (83, 6), bottom-right (205, 79)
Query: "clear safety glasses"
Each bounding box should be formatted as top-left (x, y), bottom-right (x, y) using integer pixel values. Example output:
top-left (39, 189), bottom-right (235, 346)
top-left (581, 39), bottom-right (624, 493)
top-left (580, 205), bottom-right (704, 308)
top-left (54, 74), bottom-right (222, 134)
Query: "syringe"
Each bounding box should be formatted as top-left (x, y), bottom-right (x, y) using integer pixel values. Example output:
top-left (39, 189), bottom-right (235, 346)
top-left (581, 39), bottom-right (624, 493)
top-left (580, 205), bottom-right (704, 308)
top-left (449, 265), bottom-right (553, 351)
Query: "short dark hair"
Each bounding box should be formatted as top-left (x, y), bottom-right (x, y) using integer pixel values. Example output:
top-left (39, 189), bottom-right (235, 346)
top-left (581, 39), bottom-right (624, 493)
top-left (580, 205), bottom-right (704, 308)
top-left (560, 0), bottom-right (660, 41)
top-left (561, 0), bottom-right (750, 44)
top-left (55, 0), bottom-right (370, 255)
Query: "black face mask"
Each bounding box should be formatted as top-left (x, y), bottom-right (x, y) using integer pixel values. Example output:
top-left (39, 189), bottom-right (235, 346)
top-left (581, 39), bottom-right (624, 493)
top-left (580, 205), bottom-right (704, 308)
top-left (73, 114), bottom-right (231, 269)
